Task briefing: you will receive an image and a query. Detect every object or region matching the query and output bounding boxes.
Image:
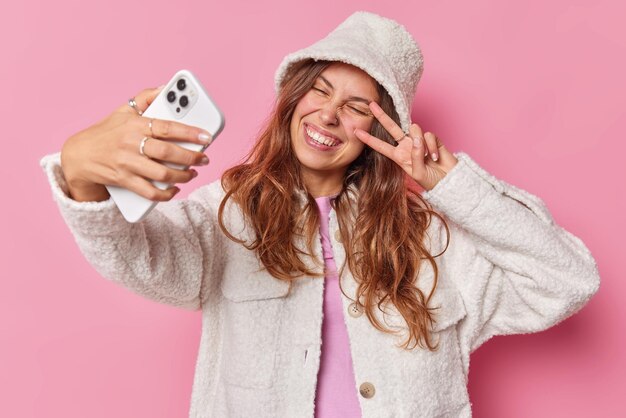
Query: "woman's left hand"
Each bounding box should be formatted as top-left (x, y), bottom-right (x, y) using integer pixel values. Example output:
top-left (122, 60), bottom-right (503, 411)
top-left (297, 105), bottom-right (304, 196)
top-left (354, 101), bottom-right (458, 192)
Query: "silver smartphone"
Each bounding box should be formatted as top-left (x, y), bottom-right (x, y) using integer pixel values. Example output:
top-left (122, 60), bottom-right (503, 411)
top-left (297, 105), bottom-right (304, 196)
top-left (105, 69), bottom-right (225, 223)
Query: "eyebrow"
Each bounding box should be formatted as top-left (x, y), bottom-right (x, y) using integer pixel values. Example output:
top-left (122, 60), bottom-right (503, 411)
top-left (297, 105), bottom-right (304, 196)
top-left (317, 75), bottom-right (375, 104)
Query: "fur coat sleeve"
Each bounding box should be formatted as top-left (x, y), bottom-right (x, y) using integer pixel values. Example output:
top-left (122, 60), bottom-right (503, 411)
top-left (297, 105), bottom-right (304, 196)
top-left (39, 151), bottom-right (225, 311)
top-left (421, 152), bottom-right (601, 354)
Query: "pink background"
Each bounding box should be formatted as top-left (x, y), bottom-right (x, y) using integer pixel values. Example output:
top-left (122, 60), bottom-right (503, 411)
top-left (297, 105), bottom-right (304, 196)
top-left (1, 0), bottom-right (623, 416)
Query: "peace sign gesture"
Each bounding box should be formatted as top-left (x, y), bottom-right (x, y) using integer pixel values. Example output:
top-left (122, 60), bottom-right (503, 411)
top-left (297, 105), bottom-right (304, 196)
top-left (354, 101), bottom-right (458, 192)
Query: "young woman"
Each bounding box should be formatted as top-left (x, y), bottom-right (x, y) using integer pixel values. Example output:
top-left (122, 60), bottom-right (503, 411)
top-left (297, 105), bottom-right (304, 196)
top-left (40, 11), bottom-right (600, 418)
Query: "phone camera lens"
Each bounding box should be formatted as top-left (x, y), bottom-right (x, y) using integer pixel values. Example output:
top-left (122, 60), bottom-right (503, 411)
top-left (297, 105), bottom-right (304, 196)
top-left (179, 95), bottom-right (189, 107)
top-left (167, 91), bottom-right (176, 103)
top-left (177, 79), bottom-right (186, 91)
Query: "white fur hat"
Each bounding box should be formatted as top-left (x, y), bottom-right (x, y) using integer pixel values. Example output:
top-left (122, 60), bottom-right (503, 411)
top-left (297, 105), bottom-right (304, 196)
top-left (274, 11), bottom-right (424, 133)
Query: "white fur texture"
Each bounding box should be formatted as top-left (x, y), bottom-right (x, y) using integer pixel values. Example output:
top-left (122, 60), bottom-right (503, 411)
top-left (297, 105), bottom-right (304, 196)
top-left (274, 11), bottom-right (424, 133)
top-left (40, 151), bottom-right (600, 417)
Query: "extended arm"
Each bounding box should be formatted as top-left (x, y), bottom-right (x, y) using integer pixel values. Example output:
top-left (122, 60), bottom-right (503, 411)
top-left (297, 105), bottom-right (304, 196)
top-left (40, 151), bottom-right (225, 310)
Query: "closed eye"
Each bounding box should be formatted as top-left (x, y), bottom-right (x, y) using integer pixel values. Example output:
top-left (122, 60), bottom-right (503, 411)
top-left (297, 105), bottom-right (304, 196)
top-left (348, 106), bottom-right (368, 115)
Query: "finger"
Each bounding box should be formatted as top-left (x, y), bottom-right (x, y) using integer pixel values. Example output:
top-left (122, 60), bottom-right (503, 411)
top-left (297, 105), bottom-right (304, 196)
top-left (137, 117), bottom-right (213, 146)
top-left (133, 85), bottom-right (165, 112)
top-left (368, 101), bottom-right (406, 142)
top-left (127, 153), bottom-right (199, 185)
top-left (139, 137), bottom-right (210, 167)
top-left (354, 128), bottom-right (397, 160)
top-left (423, 132), bottom-right (439, 161)
top-left (120, 175), bottom-right (181, 202)
top-left (409, 124), bottom-right (426, 180)
top-left (145, 85), bottom-right (166, 108)
top-left (406, 123), bottom-right (426, 156)
top-left (433, 140), bottom-right (456, 167)
top-left (117, 85), bottom-right (165, 115)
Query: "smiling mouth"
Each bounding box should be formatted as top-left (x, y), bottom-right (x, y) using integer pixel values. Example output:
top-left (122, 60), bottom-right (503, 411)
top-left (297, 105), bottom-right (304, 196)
top-left (304, 124), bottom-right (342, 147)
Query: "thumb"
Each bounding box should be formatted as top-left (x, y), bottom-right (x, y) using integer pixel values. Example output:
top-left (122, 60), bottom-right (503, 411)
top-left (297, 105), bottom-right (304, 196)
top-left (117, 85), bottom-right (167, 115)
top-left (145, 84), bottom-right (167, 107)
top-left (126, 85), bottom-right (166, 115)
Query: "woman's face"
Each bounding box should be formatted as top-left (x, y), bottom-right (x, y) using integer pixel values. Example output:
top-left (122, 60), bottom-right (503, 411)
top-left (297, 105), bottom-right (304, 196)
top-left (289, 62), bottom-right (380, 179)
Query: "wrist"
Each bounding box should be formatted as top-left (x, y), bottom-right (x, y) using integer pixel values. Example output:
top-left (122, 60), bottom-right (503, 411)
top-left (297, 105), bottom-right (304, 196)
top-left (67, 184), bottom-right (110, 202)
top-left (60, 152), bottom-right (110, 202)
top-left (65, 177), bottom-right (110, 202)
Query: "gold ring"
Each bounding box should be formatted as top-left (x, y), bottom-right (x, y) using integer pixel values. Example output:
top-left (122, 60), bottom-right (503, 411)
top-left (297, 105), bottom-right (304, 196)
top-left (139, 136), bottom-right (150, 157)
top-left (394, 132), bottom-right (410, 142)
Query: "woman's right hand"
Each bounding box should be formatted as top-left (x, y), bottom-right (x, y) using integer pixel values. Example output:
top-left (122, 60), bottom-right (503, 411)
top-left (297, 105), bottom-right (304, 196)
top-left (60, 86), bottom-right (213, 202)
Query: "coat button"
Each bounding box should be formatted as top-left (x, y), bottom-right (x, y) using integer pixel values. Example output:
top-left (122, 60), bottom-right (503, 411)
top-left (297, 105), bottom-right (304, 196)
top-left (334, 230), bottom-right (342, 243)
top-left (359, 382), bottom-right (375, 399)
top-left (348, 302), bottom-right (364, 318)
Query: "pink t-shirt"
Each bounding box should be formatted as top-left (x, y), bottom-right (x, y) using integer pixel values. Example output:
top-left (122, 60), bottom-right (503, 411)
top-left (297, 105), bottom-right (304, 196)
top-left (313, 195), bottom-right (362, 417)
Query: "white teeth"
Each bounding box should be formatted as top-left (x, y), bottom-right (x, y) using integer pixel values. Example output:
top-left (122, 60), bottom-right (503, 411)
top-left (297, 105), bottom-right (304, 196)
top-left (305, 126), bottom-right (339, 146)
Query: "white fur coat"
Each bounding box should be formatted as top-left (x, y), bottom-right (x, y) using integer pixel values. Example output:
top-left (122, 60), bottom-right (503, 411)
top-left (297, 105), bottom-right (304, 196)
top-left (39, 150), bottom-right (600, 417)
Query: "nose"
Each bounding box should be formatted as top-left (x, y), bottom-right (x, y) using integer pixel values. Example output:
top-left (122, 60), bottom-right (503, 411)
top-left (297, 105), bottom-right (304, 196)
top-left (319, 102), bottom-right (340, 126)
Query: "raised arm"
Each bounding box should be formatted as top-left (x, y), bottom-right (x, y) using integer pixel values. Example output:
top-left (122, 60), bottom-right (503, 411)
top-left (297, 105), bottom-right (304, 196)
top-left (422, 152), bottom-right (600, 354)
top-left (352, 105), bottom-right (600, 355)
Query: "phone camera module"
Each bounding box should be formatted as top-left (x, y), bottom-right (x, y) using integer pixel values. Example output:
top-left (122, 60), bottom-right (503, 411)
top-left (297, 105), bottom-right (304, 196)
top-left (179, 95), bottom-right (189, 107)
top-left (177, 79), bottom-right (186, 91)
top-left (167, 91), bottom-right (176, 103)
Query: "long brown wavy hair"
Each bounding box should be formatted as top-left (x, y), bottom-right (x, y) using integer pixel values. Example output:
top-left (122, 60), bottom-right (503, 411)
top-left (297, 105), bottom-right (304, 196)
top-left (217, 58), bottom-right (451, 351)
